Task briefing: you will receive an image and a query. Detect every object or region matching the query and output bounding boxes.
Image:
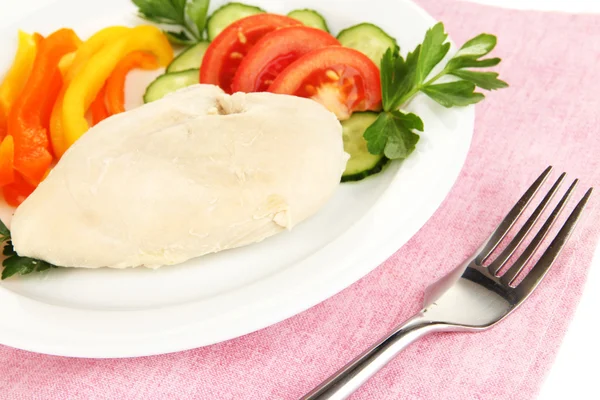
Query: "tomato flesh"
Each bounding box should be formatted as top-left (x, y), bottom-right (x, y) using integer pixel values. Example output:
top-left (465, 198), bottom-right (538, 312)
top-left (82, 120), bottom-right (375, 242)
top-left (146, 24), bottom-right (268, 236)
top-left (216, 27), bottom-right (275, 93)
top-left (231, 26), bottom-right (340, 93)
top-left (295, 65), bottom-right (367, 119)
top-left (200, 14), bottom-right (301, 93)
top-left (251, 52), bottom-right (299, 92)
top-left (269, 47), bottom-right (381, 120)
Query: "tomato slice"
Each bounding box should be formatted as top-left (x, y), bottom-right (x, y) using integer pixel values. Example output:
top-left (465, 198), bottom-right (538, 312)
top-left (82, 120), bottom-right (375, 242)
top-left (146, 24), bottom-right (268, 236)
top-left (231, 26), bottom-right (340, 93)
top-left (200, 14), bottom-right (301, 93)
top-left (269, 47), bottom-right (382, 120)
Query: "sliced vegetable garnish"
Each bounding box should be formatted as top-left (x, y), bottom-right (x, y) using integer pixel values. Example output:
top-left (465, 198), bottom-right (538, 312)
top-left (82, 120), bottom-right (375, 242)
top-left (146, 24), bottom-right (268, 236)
top-left (269, 46), bottom-right (382, 120)
top-left (50, 26), bottom-right (131, 158)
top-left (337, 23), bottom-right (398, 66)
top-left (200, 13), bottom-right (301, 93)
top-left (232, 26), bottom-right (340, 93)
top-left (0, 31), bottom-right (39, 140)
top-left (341, 112), bottom-right (388, 182)
top-left (0, 108), bottom-right (6, 142)
top-left (9, 28), bottom-right (81, 185)
top-left (133, 0), bottom-right (211, 45)
top-left (90, 84), bottom-right (110, 125)
top-left (144, 69), bottom-right (200, 103)
top-left (287, 9), bottom-right (329, 32)
top-left (2, 172), bottom-right (36, 207)
top-left (363, 23), bottom-right (508, 161)
top-left (207, 2), bottom-right (265, 40)
top-left (61, 25), bottom-right (173, 151)
top-left (167, 41), bottom-right (209, 72)
top-left (0, 136), bottom-right (15, 187)
top-left (106, 51), bottom-right (159, 115)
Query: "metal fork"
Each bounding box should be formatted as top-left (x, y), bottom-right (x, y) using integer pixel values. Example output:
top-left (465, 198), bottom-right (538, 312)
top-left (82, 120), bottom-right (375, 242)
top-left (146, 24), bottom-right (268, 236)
top-left (302, 166), bottom-right (593, 400)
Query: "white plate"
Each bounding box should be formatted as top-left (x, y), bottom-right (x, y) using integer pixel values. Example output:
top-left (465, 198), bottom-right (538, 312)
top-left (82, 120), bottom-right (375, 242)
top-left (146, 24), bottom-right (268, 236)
top-left (0, 0), bottom-right (474, 358)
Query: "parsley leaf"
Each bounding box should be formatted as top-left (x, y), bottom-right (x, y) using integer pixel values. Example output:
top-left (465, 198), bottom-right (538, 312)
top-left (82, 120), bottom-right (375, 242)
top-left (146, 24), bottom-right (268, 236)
top-left (415, 23), bottom-right (450, 85)
top-left (132, 0), bottom-right (211, 44)
top-left (450, 70), bottom-right (508, 90)
top-left (364, 22), bottom-right (507, 159)
top-left (164, 30), bottom-right (196, 45)
top-left (2, 249), bottom-right (56, 280)
top-left (454, 33), bottom-right (497, 58)
top-left (0, 219), bottom-right (58, 280)
top-left (364, 111), bottom-right (423, 159)
top-left (381, 46), bottom-right (420, 111)
top-left (0, 218), bottom-right (9, 242)
top-left (133, 0), bottom-right (185, 24)
top-left (186, 0), bottom-right (210, 37)
top-left (446, 57), bottom-right (501, 70)
top-left (421, 81), bottom-right (485, 107)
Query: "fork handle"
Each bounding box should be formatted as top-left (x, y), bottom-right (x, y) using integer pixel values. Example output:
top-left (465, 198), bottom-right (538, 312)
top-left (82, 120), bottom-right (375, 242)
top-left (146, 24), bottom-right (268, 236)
top-left (301, 313), bottom-right (442, 400)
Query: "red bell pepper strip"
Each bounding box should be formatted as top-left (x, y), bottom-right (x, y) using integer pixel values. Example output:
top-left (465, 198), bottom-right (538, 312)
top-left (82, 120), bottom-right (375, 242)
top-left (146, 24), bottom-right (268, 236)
top-left (2, 172), bottom-right (36, 207)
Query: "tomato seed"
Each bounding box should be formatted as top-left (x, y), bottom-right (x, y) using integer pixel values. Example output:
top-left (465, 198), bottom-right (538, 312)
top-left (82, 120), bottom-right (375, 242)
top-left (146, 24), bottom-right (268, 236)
top-left (237, 31), bottom-right (248, 44)
top-left (304, 84), bottom-right (317, 95)
top-left (230, 52), bottom-right (244, 59)
top-left (325, 70), bottom-right (340, 81)
top-left (264, 79), bottom-right (274, 86)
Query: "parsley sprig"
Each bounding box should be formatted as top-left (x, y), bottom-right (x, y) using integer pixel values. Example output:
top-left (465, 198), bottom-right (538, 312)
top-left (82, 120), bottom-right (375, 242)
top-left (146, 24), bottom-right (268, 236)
top-left (0, 219), bottom-right (57, 280)
top-left (365, 22), bottom-right (508, 160)
top-left (132, 0), bottom-right (210, 45)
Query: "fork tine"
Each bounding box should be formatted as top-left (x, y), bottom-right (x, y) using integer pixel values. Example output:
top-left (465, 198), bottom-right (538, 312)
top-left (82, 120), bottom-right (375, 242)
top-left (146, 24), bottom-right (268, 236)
top-left (515, 188), bottom-right (593, 295)
top-left (488, 173), bottom-right (566, 275)
top-left (476, 166), bottom-right (552, 264)
top-left (501, 180), bottom-right (578, 285)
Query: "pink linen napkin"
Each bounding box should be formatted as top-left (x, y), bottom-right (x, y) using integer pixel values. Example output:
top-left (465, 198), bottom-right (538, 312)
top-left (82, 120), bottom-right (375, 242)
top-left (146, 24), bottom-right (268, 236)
top-left (2, 0), bottom-right (600, 399)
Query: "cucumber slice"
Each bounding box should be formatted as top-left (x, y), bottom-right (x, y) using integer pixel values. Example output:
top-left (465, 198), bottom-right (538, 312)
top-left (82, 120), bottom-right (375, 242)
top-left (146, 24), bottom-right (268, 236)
top-left (287, 9), bottom-right (329, 32)
top-left (143, 69), bottom-right (200, 103)
top-left (337, 23), bottom-right (399, 66)
top-left (167, 42), bottom-right (210, 73)
top-left (207, 2), bottom-right (265, 40)
top-left (341, 112), bottom-right (388, 182)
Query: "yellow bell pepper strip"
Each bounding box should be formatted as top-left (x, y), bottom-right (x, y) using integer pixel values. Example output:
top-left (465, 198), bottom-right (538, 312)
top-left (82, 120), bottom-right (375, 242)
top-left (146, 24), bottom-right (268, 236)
top-left (0, 31), bottom-right (39, 141)
top-left (106, 51), bottom-right (159, 115)
top-left (0, 136), bottom-right (14, 187)
top-left (8, 28), bottom-right (81, 185)
top-left (49, 26), bottom-right (131, 158)
top-left (0, 32), bottom-right (38, 120)
top-left (58, 51), bottom-right (77, 76)
top-left (61, 25), bottom-right (173, 150)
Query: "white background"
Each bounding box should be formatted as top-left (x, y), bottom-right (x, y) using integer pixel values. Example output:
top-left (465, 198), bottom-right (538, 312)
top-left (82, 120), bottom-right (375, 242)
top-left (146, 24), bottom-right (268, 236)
top-left (0, 0), bottom-right (597, 398)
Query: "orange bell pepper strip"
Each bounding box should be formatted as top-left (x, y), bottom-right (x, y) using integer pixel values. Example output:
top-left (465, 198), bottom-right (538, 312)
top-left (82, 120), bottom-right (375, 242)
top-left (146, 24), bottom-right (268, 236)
top-left (0, 136), bottom-right (14, 187)
top-left (49, 26), bottom-right (131, 158)
top-left (0, 107), bottom-right (6, 142)
top-left (106, 51), bottom-right (159, 115)
top-left (8, 28), bottom-right (81, 185)
top-left (0, 31), bottom-right (39, 141)
top-left (2, 172), bottom-right (36, 207)
top-left (90, 83), bottom-right (110, 125)
top-left (62, 25), bottom-right (173, 150)
top-left (33, 33), bottom-right (44, 45)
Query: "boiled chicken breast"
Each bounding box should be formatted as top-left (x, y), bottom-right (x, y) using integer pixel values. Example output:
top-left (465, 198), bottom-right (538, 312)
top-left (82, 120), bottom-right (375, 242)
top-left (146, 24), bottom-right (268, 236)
top-left (10, 84), bottom-right (347, 268)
